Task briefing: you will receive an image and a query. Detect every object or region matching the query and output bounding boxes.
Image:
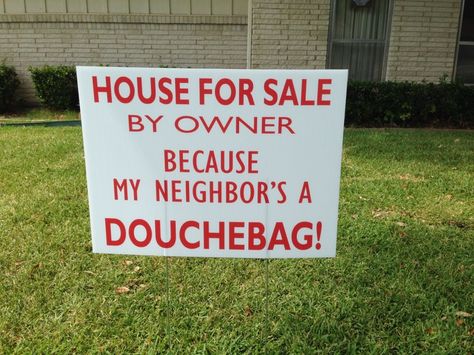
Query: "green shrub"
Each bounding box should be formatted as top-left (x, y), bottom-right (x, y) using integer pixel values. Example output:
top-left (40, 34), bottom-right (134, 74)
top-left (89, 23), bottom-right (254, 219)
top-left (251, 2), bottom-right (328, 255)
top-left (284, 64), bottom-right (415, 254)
top-left (29, 65), bottom-right (78, 110)
top-left (346, 81), bottom-right (474, 128)
top-left (0, 63), bottom-right (20, 113)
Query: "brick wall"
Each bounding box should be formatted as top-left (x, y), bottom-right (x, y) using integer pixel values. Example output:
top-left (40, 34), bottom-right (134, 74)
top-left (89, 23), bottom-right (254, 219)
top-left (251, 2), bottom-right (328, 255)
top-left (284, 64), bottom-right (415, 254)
top-left (0, 14), bottom-right (247, 103)
top-left (386, 0), bottom-right (462, 82)
top-left (250, 0), bottom-right (330, 69)
top-left (0, 0), bottom-right (465, 105)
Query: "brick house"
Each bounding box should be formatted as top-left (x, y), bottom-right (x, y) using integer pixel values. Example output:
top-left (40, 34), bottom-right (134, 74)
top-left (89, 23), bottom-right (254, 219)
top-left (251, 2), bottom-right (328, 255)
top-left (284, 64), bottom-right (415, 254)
top-left (0, 0), bottom-right (471, 103)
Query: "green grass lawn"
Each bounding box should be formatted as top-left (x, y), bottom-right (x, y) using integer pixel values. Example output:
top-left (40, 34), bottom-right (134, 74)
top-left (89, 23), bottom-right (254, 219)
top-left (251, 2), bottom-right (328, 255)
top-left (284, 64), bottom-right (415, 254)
top-left (0, 127), bottom-right (472, 353)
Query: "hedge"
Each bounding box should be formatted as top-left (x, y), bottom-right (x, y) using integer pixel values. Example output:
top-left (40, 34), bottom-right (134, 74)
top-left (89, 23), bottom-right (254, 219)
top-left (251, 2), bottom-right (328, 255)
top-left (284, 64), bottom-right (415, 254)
top-left (0, 63), bottom-right (20, 113)
top-left (29, 65), bottom-right (78, 110)
top-left (346, 80), bottom-right (474, 128)
top-left (26, 65), bottom-right (474, 128)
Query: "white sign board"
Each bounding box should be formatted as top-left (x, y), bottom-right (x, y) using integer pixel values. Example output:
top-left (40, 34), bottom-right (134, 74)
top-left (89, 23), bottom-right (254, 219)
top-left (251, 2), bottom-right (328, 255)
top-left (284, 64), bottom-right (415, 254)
top-left (77, 67), bottom-right (348, 258)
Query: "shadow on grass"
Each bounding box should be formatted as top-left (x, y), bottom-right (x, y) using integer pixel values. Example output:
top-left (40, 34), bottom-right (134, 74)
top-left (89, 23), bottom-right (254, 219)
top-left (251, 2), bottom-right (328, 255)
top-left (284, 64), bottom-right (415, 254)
top-left (343, 129), bottom-right (474, 169)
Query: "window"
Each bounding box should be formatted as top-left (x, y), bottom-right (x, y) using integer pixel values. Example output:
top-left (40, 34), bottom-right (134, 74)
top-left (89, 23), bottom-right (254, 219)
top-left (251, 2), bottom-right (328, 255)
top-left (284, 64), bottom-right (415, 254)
top-left (456, 0), bottom-right (474, 84)
top-left (327, 0), bottom-right (392, 81)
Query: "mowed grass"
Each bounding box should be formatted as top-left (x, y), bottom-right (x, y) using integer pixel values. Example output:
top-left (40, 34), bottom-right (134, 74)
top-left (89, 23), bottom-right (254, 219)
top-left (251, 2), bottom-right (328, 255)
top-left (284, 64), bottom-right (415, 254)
top-left (0, 127), bottom-right (473, 353)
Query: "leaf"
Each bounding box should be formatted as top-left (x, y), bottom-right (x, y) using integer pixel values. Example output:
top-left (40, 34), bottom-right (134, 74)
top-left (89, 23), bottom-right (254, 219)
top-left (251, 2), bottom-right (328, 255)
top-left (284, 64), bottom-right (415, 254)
top-left (29, 262), bottom-right (43, 276)
top-left (455, 319), bottom-right (464, 327)
top-left (123, 260), bottom-right (133, 266)
top-left (372, 210), bottom-right (387, 218)
top-left (32, 262), bottom-right (43, 270)
top-left (425, 327), bottom-right (434, 335)
top-left (244, 306), bottom-right (253, 317)
top-left (372, 209), bottom-right (396, 219)
top-left (395, 221), bottom-right (407, 227)
top-left (115, 286), bottom-right (130, 294)
top-left (456, 311), bottom-right (472, 318)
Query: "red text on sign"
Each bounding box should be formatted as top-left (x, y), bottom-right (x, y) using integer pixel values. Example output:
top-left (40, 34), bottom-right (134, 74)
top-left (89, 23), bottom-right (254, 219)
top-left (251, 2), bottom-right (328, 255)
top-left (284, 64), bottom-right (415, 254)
top-left (113, 178), bottom-right (141, 200)
top-left (199, 78), bottom-right (255, 105)
top-left (105, 218), bottom-right (323, 251)
top-left (92, 76), bottom-right (189, 104)
top-left (164, 149), bottom-right (259, 174)
top-left (174, 115), bottom-right (294, 135)
top-left (155, 179), bottom-right (287, 204)
top-left (128, 114), bottom-right (164, 132)
top-left (263, 78), bottom-right (332, 106)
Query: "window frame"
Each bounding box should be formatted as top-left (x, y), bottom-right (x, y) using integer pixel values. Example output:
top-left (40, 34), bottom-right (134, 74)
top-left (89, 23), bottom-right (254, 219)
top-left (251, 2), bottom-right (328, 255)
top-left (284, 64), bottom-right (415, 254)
top-left (453, 0), bottom-right (474, 85)
top-left (326, 0), bottom-right (394, 81)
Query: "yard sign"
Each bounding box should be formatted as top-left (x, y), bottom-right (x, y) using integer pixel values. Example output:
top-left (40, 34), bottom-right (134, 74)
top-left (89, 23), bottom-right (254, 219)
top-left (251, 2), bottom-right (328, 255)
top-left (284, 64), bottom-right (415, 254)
top-left (77, 67), bottom-right (348, 258)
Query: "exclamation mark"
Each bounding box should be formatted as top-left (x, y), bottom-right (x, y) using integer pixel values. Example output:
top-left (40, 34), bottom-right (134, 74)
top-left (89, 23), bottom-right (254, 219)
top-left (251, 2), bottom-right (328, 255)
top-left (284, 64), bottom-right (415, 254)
top-left (315, 221), bottom-right (322, 250)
